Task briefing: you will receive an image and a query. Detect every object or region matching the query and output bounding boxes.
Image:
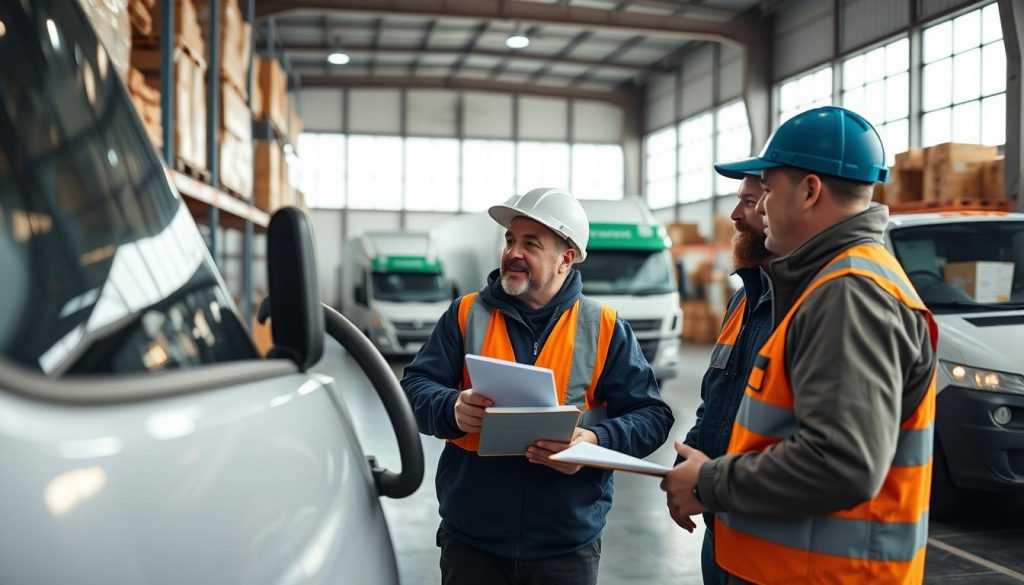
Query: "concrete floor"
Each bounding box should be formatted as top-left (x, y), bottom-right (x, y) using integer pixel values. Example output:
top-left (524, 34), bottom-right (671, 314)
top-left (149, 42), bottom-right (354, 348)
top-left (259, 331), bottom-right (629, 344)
top-left (316, 339), bottom-right (1024, 585)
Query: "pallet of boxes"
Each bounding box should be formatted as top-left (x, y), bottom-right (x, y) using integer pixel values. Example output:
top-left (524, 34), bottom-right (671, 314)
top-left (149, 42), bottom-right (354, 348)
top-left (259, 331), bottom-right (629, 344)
top-left (128, 0), bottom-right (208, 180)
top-left (665, 221), bottom-right (730, 345)
top-left (196, 0), bottom-right (254, 201)
top-left (880, 143), bottom-right (1006, 210)
top-left (252, 57), bottom-right (297, 213)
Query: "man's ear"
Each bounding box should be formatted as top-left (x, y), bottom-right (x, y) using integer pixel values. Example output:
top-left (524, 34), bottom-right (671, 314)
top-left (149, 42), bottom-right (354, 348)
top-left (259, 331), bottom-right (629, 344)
top-left (561, 246), bottom-right (577, 272)
top-left (802, 174), bottom-right (823, 211)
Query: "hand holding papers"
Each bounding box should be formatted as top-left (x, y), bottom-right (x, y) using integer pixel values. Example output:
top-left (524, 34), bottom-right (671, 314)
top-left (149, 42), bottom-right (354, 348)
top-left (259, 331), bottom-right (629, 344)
top-left (549, 442), bottom-right (672, 477)
top-left (464, 354), bottom-right (580, 456)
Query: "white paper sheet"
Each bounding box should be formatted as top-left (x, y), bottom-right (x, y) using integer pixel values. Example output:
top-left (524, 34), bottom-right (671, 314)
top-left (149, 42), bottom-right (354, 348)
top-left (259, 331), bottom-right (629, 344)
top-left (549, 442), bottom-right (672, 477)
top-left (465, 354), bottom-right (558, 407)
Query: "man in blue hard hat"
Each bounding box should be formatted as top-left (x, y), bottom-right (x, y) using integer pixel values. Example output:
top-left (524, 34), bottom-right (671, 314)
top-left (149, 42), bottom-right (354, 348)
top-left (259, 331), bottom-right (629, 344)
top-left (669, 171), bottom-right (775, 585)
top-left (661, 106), bottom-right (938, 584)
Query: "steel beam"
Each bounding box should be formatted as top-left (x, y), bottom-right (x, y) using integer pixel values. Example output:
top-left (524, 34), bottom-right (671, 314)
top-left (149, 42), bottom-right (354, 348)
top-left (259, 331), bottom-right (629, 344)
top-left (1000, 0), bottom-right (1023, 211)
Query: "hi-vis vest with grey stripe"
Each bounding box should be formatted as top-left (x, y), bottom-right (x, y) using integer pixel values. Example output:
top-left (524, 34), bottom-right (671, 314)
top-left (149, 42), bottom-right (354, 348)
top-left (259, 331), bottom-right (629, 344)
top-left (451, 292), bottom-right (617, 453)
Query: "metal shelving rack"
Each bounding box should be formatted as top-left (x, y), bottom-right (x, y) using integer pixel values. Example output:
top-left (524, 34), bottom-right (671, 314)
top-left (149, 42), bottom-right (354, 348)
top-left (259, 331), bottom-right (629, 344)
top-left (157, 0), bottom-right (264, 326)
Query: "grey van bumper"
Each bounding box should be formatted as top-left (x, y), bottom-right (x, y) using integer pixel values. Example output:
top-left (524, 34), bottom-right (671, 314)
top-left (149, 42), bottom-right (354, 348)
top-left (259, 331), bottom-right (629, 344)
top-left (937, 386), bottom-right (1024, 491)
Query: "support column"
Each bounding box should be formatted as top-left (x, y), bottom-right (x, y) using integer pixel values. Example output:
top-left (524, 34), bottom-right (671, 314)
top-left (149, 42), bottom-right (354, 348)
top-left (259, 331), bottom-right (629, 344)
top-left (622, 90), bottom-right (644, 197)
top-left (739, 16), bottom-right (773, 157)
top-left (160, 0), bottom-right (175, 163)
top-left (999, 0), bottom-right (1024, 210)
top-left (206, 0), bottom-right (221, 260)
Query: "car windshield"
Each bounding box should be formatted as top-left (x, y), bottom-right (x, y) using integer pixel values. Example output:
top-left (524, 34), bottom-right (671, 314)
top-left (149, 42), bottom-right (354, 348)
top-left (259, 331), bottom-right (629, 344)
top-left (0, 1), bottom-right (256, 375)
top-left (372, 272), bottom-right (448, 302)
top-left (889, 221), bottom-right (1024, 314)
top-left (578, 249), bottom-right (676, 296)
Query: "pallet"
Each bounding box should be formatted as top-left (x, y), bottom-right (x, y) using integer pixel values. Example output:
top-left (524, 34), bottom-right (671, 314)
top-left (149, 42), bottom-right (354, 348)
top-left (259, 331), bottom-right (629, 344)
top-left (174, 157), bottom-right (210, 184)
top-left (889, 198), bottom-right (1011, 214)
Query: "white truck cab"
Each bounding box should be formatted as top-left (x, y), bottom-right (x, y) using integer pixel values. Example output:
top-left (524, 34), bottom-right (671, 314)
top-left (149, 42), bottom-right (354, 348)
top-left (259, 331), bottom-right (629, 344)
top-left (884, 211), bottom-right (1024, 516)
top-left (341, 232), bottom-right (453, 357)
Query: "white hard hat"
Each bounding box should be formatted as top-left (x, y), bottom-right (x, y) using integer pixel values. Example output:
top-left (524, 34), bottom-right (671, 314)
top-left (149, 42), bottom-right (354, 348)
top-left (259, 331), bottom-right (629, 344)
top-left (488, 188), bottom-right (589, 262)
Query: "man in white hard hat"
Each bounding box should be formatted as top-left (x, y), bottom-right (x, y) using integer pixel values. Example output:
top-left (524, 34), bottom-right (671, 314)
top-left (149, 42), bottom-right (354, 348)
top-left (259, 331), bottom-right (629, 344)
top-left (403, 188), bottom-right (674, 585)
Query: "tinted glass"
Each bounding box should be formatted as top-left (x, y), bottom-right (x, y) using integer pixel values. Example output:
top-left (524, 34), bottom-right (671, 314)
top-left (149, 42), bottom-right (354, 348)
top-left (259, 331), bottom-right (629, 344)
top-left (0, 1), bottom-right (257, 375)
top-left (371, 272), bottom-right (447, 302)
top-left (890, 221), bottom-right (1024, 313)
top-left (578, 249), bottom-right (675, 296)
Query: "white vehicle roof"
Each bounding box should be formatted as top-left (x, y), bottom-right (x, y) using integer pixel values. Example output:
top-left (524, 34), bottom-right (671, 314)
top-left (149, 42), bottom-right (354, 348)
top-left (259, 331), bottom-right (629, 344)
top-left (887, 211), bottom-right (1024, 229)
top-left (580, 197), bottom-right (657, 226)
top-left (357, 231), bottom-right (435, 258)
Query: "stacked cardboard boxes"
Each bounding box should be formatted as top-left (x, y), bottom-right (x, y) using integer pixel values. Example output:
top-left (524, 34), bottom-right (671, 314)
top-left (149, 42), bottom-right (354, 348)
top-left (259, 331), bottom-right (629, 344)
top-left (132, 46), bottom-right (207, 171)
top-left (255, 57), bottom-right (289, 134)
top-left (220, 83), bottom-right (254, 198)
top-left (254, 140), bottom-right (282, 212)
top-left (127, 67), bottom-right (163, 148)
top-left (879, 143), bottom-right (1004, 206)
top-left (195, 0), bottom-right (252, 97)
top-left (128, 0), bottom-right (155, 37)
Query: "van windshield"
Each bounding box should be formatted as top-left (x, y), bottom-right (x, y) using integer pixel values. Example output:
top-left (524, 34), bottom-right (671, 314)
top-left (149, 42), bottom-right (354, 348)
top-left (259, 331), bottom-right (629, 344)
top-left (372, 272), bottom-right (449, 302)
top-left (890, 221), bottom-right (1024, 313)
top-left (578, 249), bottom-right (676, 296)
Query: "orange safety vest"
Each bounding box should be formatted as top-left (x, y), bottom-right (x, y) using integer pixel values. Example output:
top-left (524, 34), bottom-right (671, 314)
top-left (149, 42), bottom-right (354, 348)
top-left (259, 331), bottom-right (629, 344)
top-left (716, 243), bottom-right (938, 584)
top-left (450, 292), bottom-right (618, 453)
top-left (708, 293), bottom-right (748, 370)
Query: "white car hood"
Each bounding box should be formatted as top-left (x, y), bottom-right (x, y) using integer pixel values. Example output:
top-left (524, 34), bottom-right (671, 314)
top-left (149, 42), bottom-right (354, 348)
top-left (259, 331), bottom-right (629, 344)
top-left (374, 299), bottom-right (450, 322)
top-left (935, 311), bottom-right (1024, 375)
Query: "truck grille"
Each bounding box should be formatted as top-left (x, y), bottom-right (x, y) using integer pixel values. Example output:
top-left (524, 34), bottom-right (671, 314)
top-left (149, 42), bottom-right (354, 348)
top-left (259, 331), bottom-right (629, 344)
top-left (626, 318), bottom-right (662, 333)
top-left (392, 320), bottom-right (436, 333)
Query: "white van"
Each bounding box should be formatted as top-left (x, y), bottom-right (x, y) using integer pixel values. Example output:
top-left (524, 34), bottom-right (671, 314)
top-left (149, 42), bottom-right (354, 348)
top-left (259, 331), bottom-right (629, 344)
top-left (0, 2), bottom-right (421, 582)
top-left (341, 232), bottom-right (453, 357)
top-left (433, 197), bottom-right (682, 380)
top-left (885, 211), bottom-right (1024, 517)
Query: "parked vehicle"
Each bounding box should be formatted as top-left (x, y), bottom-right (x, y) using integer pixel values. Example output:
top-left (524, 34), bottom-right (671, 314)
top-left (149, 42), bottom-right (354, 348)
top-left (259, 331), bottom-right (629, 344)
top-left (433, 197), bottom-right (681, 380)
top-left (340, 232), bottom-right (453, 357)
top-left (0, 2), bottom-right (421, 582)
top-left (886, 211), bottom-right (1024, 517)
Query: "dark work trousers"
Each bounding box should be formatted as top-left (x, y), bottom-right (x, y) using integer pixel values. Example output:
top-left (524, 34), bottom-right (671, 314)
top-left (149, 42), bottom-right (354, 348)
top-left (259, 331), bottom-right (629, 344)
top-left (437, 528), bottom-right (601, 585)
top-left (701, 523), bottom-right (726, 585)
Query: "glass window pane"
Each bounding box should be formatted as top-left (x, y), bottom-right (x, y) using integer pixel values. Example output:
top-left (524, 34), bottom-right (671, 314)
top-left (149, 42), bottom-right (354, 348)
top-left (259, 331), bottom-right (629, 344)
top-left (881, 119), bottom-right (909, 164)
top-left (843, 86), bottom-right (865, 114)
top-left (886, 72), bottom-right (909, 121)
top-left (573, 144), bottom-right (624, 200)
top-left (922, 59), bottom-right (952, 111)
top-left (815, 68), bottom-right (833, 99)
top-left (982, 42), bottom-right (1007, 96)
top-left (679, 167), bottom-right (712, 203)
top-left (982, 2), bottom-right (1003, 43)
top-left (886, 38), bottom-right (910, 76)
top-left (405, 138), bottom-right (459, 212)
top-left (843, 54), bottom-right (864, 90)
top-left (951, 101), bottom-right (981, 143)
top-left (347, 135), bottom-right (402, 210)
top-left (647, 178), bottom-right (675, 209)
top-left (462, 140), bottom-right (515, 212)
top-left (861, 79), bottom-right (886, 127)
top-left (517, 142), bottom-right (570, 194)
top-left (779, 79), bottom-right (798, 114)
top-left (952, 48), bottom-right (982, 104)
top-left (922, 108), bottom-right (952, 147)
top-left (299, 133), bottom-right (347, 209)
top-left (923, 20), bottom-right (952, 64)
top-left (953, 10), bottom-right (981, 54)
top-left (863, 46), bottom-right (886, 83)
top-left (981, 93), bottom-right (1006, 146)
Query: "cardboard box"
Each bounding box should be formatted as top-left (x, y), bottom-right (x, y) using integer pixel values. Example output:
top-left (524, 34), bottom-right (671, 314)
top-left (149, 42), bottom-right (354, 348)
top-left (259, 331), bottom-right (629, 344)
top-left (923, 143), bottom-right (998, 202)
top-left (254, 140), bottom-right (282, 211)
top-left (195, 0), bottom-right (251, 96)
top-left (894, 148), bottom-right (925, 171)
top-left (887, 169), bottom-right (924, 205)
top-left (257, 57), bottom-right (288, 132)
top-left (148, 0), bottom-right (206, 61)
top-left (982, 158), bottom-right (1005, 200)
top-left (945, 261), bottom-right (1015, 303)
top-left (666, 222), bottom-right (705, 246)
top-left (713, 215), bottom-right (735, 247)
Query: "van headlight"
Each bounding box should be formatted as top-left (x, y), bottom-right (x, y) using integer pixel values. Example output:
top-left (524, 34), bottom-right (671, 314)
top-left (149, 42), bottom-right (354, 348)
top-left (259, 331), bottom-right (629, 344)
top-left (371, 310), bottom-right (388, 330)
top-left (940, 361), bottom-right (1024, 394)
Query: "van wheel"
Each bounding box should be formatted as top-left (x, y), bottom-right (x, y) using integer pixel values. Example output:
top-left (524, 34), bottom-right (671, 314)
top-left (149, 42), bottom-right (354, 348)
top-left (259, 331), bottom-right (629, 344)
top-left (931, 441), bottom-right (959, 520)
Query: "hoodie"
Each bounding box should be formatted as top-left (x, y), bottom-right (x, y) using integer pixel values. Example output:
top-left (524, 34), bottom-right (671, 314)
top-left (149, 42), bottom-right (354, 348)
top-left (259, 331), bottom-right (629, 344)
top-left (401, 268), bottom-right (674, 559)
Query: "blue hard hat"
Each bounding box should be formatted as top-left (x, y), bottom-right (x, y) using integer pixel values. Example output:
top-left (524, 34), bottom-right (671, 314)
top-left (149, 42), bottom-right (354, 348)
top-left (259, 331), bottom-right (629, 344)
top-left (714, 167), bottom-right (761, 180)
top-left (714, 106), bottom-right (890, 184)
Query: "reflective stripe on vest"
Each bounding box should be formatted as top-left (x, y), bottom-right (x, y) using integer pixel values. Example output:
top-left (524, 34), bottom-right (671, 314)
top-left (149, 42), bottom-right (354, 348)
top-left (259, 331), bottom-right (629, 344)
top-left (709, 293), bottom-right (747, 370)
top-left (451, 292), bottom-right (617, 453)
top-left (717, 244), bottom-right (938, 585)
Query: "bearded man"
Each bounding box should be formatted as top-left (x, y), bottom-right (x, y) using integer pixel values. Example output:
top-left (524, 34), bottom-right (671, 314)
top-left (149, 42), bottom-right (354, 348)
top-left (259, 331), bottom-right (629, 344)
top-left (666, 174), bottom-right (774, 585)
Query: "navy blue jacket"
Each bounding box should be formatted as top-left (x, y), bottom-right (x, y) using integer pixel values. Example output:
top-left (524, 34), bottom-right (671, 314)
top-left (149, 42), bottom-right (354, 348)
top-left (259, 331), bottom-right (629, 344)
top-left (683, 267), bottom-right (774, 461)
top-left (402, 268), bottom-right (674, 559)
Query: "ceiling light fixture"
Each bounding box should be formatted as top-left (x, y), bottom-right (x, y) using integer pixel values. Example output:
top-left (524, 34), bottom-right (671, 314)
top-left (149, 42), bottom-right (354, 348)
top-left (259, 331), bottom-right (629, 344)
top-left (327, 52), bottom-right (350, 65)
top-left (505, 34), bottom-right (529, 49)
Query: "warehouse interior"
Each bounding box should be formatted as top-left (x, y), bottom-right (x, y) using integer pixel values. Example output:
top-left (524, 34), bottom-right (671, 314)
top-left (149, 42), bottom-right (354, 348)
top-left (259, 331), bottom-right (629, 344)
top-left (3, 0), bottom-right (1024, 583)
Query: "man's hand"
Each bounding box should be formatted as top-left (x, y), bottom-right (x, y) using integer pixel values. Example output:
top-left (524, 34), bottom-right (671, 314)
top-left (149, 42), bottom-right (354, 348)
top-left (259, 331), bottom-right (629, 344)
top-left (454, 389), bottom-right (492, 433)
top-left (660, 442), bottom-right (710, 532)
top-left (526, 427), bottom-right (599, 475)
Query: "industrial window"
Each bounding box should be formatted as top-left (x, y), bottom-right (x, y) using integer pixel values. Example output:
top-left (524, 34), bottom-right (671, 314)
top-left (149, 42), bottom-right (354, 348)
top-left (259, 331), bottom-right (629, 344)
top-left (777, 66), bottom-right (834, 125)
top-left (645, 126), bottom-right (676, 209)
top-left (571, 143), bottom-right (624, 200)
top-left (298, 133), bottom-right (346, 209)
top-left (678, 113), bottom-right (713, 203)
top-left (921, 3), bottom-right (1004, 147)
top-left (461, 139), bottom-right (515, 212)
top-left (842, 37), bottom-right (909, 164)
top-left (714, 101), bottom-right (752, 195)
top-left (517, 141), bottom-right (570, 195)
top-left (347, 135), bottom-right (403, 210)
top-left (404, 137), bottom-right (459, 212)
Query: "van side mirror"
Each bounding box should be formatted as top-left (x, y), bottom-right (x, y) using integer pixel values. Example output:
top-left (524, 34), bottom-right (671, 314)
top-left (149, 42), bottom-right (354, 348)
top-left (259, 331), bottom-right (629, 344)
top-left (263, 207), bottom-right (324, 371)
top-left (355, 284), bottom-right (368, 306)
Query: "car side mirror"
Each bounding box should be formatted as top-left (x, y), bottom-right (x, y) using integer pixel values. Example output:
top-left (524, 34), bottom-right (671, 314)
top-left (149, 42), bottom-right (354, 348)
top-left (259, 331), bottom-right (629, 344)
top-left (355, 284), bottom-right (368, 306)
top-left (262, 207), bottom-right (324, 371)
